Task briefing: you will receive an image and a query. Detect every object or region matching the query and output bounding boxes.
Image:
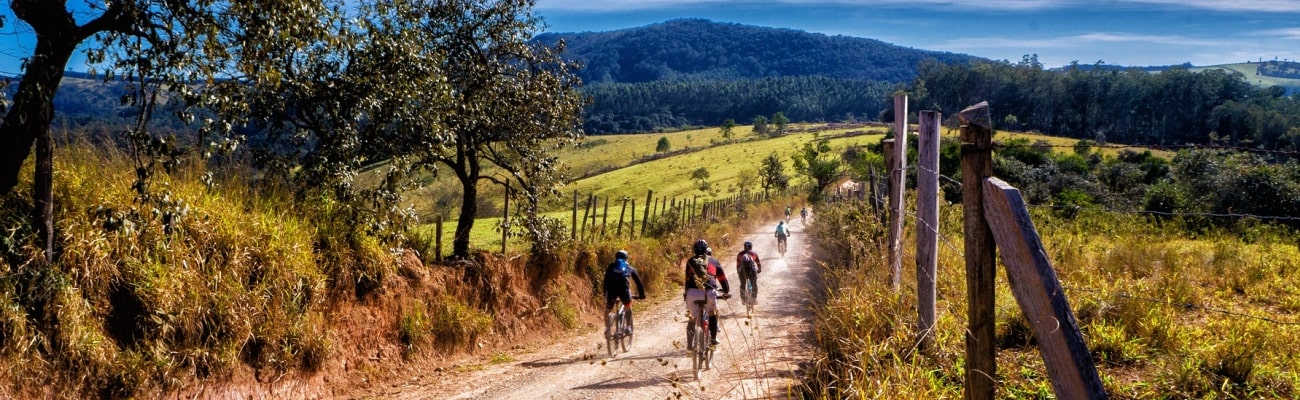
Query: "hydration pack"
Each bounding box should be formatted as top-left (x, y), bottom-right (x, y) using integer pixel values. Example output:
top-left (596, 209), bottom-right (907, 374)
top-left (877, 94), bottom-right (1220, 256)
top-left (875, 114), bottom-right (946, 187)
top-left (739, 252), bottom-right (758, 274)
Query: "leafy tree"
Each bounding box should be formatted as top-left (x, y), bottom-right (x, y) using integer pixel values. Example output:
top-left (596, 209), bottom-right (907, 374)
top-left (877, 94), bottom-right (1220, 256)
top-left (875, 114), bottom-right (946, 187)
top-left (0, 0), bottom-right (332, 259)
top-left (790, 138), bottom-right (841, 201)
top-left (753, 115), bottom-right (769, 135)
top-left (691, 167), bottom-right (711, 192)
top-left (420, 0), bottom-right (583, 258)
top-left (772, 112), bottom-right (790, 136)
top-left (657, 136), bottom-right (671, 153)
top-left (721, 119), bottom-right (736, 139)
top-left (759, 152), bottom-right (789, 196)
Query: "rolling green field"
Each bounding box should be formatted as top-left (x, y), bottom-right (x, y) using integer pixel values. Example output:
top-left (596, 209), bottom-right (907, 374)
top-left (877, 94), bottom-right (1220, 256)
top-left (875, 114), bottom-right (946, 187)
top-left (411, 123), bottom-right (1156, 255)
top-left (1190, 62), bottom-right (1300, 90)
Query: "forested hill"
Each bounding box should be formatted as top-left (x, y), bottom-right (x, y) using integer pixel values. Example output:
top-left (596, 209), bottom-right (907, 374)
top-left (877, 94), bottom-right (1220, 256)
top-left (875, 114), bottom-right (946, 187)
top-left (535, 19), bottom-right (980, 84)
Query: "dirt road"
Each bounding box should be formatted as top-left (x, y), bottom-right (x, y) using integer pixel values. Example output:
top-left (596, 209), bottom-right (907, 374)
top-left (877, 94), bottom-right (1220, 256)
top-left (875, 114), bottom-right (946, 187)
top-left (391, 216), bottom-right (816, 399)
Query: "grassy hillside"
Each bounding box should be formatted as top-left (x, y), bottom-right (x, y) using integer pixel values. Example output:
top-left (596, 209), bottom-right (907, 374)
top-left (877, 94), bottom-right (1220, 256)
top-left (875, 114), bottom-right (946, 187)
top-left (410, 123), bottom-right (1142, 255)
top-left (1191, 63), bottom-right (1300, 90)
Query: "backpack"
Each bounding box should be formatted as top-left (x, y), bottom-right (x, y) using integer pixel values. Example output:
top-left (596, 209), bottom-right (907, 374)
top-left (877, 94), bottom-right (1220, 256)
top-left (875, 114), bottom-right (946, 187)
top-left (739, 252), bottom-right (758, 274)
top-left (686, 255), bottom-right (712, 289)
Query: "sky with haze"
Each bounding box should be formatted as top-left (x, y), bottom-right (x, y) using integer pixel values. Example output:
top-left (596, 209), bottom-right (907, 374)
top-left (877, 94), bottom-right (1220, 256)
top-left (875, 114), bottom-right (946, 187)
top-left (0, 0), bottom-right (1296, 74)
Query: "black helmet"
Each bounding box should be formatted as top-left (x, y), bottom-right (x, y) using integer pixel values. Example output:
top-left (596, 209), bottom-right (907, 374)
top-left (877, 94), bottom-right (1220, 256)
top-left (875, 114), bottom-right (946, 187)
top-left (615, 250), bottom-right (628, 260)
top-left (744, 241), bottom-right (753, 250)
top-left (693, 240), bottom-right (709, 256)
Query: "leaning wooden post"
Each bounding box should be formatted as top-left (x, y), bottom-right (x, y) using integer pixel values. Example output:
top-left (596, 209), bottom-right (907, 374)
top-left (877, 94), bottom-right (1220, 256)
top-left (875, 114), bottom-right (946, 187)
top-left (868, 166), bottom-right (881, 220)
top-left (571, 191), bottom-right (579, 240)
top-left (642, 190), bottom-right (653, 236)
top-left (581, 193), bottom-right (594, 240)
top-left (629, 200), bottom-right (636, 240)
top-left (916, 110), bottom-right (942, 352)
top-left (434, 215), bottom-right (444, 262)
top-left (983, 178), bottom-right (1107, 400)
top-left (959, 101), bottom-right (997, 400)
top-left (617, 197), bottom-right (628, 236)
top-left (888, 92), bottom-right (908, 292)
top-left (601, 196), bottom-right (611, 236)
top-left (501, 187), bottom-right (509, 254)
top-left (883, 139), bottom-right (900, 280)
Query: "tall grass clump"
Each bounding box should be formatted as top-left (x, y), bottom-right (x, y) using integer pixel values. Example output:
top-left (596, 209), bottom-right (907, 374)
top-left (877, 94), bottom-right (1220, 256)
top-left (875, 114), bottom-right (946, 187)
top-left (804, 195), bottom-right (1300, 399)
top-left (0, 144), bottom-right (394, 397)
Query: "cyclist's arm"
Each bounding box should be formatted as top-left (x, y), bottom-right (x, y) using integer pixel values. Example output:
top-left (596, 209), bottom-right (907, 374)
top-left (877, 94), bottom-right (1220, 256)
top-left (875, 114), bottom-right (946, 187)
top-left (716, 268), bottom-right (730, 294)
top-left (630, 267), bottom-right (646, 299)
top-left (754, 252), bottom-right (762, 273)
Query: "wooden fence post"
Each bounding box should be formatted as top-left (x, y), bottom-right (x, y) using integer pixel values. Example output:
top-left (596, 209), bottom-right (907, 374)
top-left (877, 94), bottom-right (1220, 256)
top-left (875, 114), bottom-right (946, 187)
top-left (434, 215), bottom-right (443, 262)
top-left (917, 110), bottom-right (942, 351)
top-left (868, 166), bottom-right (881, 220)
top-left (617, 197), bottom-right (628, 236)
top-left (960, 101), bottom-right (997, 400)
top-left (982, 177), bottom-right (1107, 400)
top-left (582, 193), bottom-right (594, 240)
top-left (601, 196), bottom-right (610, 236)
top-left (642, 190), bottom-right (653, 236)
top-left (888, 92), bottom-right (908, 292)
top-left (629, 200), bottom-right (636, 240)
top-left (571, 191), bottom-right (578, 240)
top-left (501, 187), bottom-right (509, 254)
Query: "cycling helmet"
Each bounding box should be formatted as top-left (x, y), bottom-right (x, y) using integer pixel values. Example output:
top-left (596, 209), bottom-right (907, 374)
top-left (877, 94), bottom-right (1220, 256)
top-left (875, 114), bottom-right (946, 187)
top-left (693, 239), bottom-right (709, 256)
top-left (615, 250), bottom-right (628, 260)
top-left (744, 241), bottom-right (753, 250)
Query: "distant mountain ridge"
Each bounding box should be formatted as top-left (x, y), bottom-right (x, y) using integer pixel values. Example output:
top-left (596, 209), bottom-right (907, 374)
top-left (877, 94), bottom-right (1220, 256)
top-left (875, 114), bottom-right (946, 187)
top-left (534, 18), bottom-right (981, 84)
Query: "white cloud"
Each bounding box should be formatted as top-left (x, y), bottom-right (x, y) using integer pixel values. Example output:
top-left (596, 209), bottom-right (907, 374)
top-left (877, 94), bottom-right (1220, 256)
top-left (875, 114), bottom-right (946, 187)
top-left (1253, 27), bottom-right (1300, 39)
top-left (934, 32), bottom-right (1234, 50)
top-left (536, 0), bottom-right (1300, 12)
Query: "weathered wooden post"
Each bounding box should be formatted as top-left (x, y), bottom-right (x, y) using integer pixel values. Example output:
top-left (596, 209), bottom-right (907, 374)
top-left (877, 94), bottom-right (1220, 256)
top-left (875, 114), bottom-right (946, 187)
top-left (501, 187), bottom-right (509, 254)
top-left (868, 166), bottom-right (881, 220)
top-left (629, 200), bottom-right (636, 240)
top-left (642, 190), bottom-right (653, 236)
top-left (601, 196), bottom-right (610, 236)
top-left (960, 101), bottom-right (996, 400)
top-left (917, 110), bottom-right (942, 351)
top-left (434, 215), bottom-right (443, 262)
top-left (983, 178), bottom-right (1107, 400)
top-left (888, 92), bottom-right (908, 292)
top-left (582, 193), bottom-right (595, 240)
top-left (571, 191), bottom-right (579, 240)
top-left (617, 197), bottom-right (628, 236)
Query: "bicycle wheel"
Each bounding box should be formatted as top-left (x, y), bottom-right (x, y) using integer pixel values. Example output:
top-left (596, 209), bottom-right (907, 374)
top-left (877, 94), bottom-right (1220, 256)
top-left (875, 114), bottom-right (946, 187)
top-left (606, 313), bottom-right (616, 357)
top-left (622, 310), bottom-right (633, 351)
top-left (691, 323), bottom-right (703, 380)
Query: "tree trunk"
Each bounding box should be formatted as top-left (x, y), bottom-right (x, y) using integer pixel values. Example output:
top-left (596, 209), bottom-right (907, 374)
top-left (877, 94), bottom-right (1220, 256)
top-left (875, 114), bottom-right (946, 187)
top-left (34, 130), bottom-right (54, 260)
top-left (452, 174), bottom-right (478, 258)
top-left (0, 15), bottom-right (79, 196)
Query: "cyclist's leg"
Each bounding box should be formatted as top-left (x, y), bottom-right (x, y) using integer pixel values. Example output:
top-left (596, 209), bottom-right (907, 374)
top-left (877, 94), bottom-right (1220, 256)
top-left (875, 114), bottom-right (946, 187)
top-left (604, 295), bottom-right (617, 335)
top-left (620, 293), bottom-right (633, 333)
top-left (706, 290), bottom-right (719, 344)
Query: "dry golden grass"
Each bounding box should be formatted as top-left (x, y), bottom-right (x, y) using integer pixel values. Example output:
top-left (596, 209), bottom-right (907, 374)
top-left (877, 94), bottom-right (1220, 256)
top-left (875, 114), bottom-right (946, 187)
top-left (805, 196), bottom-right (1300, 399)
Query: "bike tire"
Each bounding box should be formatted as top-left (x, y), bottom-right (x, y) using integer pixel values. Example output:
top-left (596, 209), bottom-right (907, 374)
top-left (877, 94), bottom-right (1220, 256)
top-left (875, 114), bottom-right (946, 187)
top-left (606, 313), bottom-right (616, 357)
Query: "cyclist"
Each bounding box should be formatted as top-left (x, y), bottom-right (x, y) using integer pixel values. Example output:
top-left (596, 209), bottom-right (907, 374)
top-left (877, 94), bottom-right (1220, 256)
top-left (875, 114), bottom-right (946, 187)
top-left (684, 240), bottom-right (729, 346)
top-left (604, 250), bottom-right (646, 337)
top-left (735, 241), bottom-right (762, 306)
top-left (785, 205), bottom-right (792, 220)
top-left (800, 207), bottom-right (809, 224)
top-left (775, 221), bottom-right (790, 252)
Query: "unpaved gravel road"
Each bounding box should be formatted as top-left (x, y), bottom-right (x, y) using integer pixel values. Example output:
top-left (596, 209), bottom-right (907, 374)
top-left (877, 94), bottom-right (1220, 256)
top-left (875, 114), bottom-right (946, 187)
top-left (388, 216), bottom-right (817, 399)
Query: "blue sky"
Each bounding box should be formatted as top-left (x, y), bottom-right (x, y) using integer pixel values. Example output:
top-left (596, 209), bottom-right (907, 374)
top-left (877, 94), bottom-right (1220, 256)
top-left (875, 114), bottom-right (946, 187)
top-left (535, 0), bottom-right (1300, 67)
top-left (0, 0), bottom-right (1297, 73)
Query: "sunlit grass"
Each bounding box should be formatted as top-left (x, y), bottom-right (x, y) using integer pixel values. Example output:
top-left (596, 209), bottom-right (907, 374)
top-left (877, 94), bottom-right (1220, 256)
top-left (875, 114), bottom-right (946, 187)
top-left (805, 198), bottom-right (1300, 398)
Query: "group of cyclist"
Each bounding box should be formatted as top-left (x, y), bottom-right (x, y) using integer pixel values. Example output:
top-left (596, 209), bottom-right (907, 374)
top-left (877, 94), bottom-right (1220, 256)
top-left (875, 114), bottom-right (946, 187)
top-left (601, 205), bottom-right (809, 349)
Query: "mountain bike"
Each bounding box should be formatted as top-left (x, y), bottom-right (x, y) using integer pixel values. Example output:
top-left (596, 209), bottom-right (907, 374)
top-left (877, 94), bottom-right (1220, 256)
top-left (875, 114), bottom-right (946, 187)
top-left (740, 270), bottom-right (757, 316)
top-left (687, 293), bottom-right (729, 380)
top-left (606, 302), bottom-right (633, 357)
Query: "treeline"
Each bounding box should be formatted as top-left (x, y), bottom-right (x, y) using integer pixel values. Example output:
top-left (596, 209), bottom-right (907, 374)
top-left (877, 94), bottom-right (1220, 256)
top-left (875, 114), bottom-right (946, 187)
top-left (536, 18), bottom-right (977, 84)
top-left (582, 76), bottom-right (898, 133)
top-left (1258, 61), bottom-right (1300, 79)
top-left (912, 56), bottom-right (1300, 150)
